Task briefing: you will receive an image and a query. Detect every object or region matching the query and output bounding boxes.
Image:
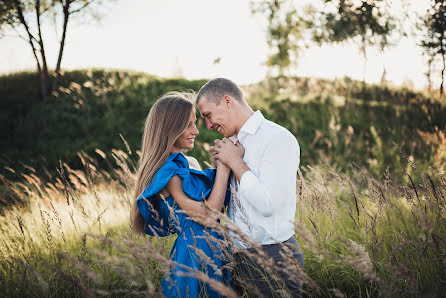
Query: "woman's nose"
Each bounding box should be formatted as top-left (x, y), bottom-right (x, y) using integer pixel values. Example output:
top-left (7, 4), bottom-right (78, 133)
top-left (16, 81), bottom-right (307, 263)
top-left (193, 124), bottom-right (199, 135)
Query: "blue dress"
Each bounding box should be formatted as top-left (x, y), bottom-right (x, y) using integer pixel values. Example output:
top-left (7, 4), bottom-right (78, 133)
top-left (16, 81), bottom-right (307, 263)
top-left (137, 153), bottom-right (229, 297)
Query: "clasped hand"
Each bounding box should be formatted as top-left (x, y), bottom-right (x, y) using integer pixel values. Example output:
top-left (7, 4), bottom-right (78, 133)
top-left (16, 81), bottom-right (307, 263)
top-left (211, 138), bottom-right (245, 169)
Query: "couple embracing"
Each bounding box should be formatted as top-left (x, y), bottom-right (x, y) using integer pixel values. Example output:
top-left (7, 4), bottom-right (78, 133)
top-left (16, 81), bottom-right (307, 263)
top-left (131, 78), bottom-right (304, 297)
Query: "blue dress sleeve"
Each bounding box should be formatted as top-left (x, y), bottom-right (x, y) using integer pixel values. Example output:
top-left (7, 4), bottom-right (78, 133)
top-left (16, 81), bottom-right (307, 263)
top-left (136, 153), bottom-right (220, 236)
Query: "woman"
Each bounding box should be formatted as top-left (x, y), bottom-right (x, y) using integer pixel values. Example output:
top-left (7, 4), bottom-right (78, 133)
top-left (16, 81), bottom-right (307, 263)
top-left (130, 92), bottom-right (231, 297)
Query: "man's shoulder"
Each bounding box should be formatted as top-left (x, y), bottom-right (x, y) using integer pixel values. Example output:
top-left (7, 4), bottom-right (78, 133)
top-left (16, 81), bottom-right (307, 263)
top-left (260, 118), bottom-right (298, 143)
top-left (262, 118), bottom-right (287, 131)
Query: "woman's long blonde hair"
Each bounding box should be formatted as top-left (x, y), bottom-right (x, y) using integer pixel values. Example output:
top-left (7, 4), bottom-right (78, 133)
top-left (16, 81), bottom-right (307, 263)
top-left (131, 92), bottom-right (194, 233)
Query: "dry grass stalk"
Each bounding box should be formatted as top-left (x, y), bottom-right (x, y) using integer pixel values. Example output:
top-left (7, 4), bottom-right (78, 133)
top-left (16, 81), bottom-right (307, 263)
top-left (1, 148), bottom-right (445, 296)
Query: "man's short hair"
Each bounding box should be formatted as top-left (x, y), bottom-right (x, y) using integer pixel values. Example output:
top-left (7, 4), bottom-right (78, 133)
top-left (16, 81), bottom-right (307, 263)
top-left (196, 78), bottom-right (244, 105)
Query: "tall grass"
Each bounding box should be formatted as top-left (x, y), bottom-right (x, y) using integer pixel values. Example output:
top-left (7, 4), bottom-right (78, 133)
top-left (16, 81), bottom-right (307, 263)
top-left (1, 69), bottom-right (445, 296)
top-left (1, 145), bottom-right (444, 297)
top-left (296, 163), bottom-right (446, 296)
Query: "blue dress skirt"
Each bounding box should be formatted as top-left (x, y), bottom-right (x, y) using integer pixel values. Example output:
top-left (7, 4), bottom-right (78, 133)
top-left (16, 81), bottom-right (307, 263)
top-left (137, 153), bottom-right (229, 297)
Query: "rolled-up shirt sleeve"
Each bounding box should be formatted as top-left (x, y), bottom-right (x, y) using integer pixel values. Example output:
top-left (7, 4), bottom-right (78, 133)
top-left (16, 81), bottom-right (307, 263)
top-left (238, 132), bottom-right (300, 217)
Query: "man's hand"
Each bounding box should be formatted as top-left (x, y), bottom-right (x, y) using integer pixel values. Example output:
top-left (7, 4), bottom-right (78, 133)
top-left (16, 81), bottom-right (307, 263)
top-left (211, 138), bottom-right (245, 169)
top-left (212, 138), bottom-right (248, 183)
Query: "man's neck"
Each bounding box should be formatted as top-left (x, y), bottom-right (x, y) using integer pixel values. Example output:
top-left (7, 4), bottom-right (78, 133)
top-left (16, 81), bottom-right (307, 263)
top-left (234, 106), bottom-right (254, 135)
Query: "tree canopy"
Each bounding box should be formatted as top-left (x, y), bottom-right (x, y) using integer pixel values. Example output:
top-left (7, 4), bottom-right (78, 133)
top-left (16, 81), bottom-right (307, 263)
top-left (251, 0), bottom-right (314, 76)
top-left (0, 0), bottom-right (110, 99)
top-left (420, 0), bottom-right (446, 95)
top-left (251, 0), bottom-right (399, 82)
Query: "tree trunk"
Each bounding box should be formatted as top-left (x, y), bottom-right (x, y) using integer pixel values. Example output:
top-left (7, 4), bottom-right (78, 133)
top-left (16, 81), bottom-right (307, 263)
top-left (440, 25), bottom-right (445, 97)
top-left (53, 0), bottom-right (70, 91)
top-left (14, 0), bottom-right (47, 99)
top-left (380, 67), bottom-right (387, 85)
top-left (361, 34), bottom-right (367, 92)
top-left (441, 51), bottom-right (445, 96)
top-left (426, 54), bottom-right (433, 93)
top-left (35, 0), bottom-right (51, 98)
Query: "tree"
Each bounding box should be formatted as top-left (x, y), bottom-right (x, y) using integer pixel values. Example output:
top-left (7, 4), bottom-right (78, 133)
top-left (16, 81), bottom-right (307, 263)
top-left (420, 0), bottom-right (446, 96)
top-left (419, 13), bottom-right (437, 93)
top-left (314, 0), bottom-right (397, 82)
top-left (0, 0), bottom-right (108, 99)
top-left (250, 0), bottom-right (314, 76)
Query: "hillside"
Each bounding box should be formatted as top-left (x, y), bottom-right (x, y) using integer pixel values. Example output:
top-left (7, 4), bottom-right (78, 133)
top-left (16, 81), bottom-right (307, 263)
top-left (1, 70), bottom-right (445, 204)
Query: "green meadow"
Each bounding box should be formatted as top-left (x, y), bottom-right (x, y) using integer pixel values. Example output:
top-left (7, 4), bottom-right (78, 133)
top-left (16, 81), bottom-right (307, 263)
top-left (1, 70), bottom-right (445, 297)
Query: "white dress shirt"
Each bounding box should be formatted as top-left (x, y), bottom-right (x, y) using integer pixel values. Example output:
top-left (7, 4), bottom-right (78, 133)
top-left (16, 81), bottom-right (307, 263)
top-left (228, 111), bottom-right (300, 248)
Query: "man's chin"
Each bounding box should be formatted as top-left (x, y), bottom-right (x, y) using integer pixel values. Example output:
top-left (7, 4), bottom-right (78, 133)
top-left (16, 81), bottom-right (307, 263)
top-left (218, 129), bottom-right (226, 137)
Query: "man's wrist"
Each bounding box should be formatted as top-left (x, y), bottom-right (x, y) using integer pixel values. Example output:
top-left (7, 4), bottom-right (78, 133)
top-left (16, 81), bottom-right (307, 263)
top-left (227, 155), bottom-right (242, 170)
top-left (231, 159), bottom-right (249, 182)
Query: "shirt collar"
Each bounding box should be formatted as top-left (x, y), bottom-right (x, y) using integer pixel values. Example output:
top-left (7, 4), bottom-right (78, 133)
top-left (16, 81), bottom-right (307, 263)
top-left (238, 110), bottom-right (264, 136)
top-left (229, 110), bottom-right (264, 143)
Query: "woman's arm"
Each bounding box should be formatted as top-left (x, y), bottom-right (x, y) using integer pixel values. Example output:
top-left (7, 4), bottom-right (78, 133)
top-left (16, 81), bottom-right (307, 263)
top-left (165, 163), bottom-right (230, 217)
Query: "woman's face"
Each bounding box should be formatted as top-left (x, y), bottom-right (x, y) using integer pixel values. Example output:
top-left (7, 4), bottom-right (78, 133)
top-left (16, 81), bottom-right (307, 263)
top-left (171, 109), bottom-right (199, 153)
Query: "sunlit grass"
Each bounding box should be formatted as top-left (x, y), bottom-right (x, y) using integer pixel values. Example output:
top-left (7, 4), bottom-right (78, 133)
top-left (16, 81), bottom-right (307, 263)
top-left (1, 147), bottom-right (445, 297)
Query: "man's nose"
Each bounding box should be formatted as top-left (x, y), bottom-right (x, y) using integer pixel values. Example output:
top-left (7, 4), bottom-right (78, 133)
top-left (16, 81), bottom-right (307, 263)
top-left (205, 119), bottom-right (213, 130)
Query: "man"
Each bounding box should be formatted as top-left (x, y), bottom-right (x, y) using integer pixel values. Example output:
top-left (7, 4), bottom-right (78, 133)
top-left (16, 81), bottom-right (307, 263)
top-left (196, 78), bottom-right (304, 297)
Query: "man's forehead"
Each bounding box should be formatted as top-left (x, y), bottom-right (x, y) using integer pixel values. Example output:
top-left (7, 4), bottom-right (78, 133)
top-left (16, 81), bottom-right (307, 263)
top-left (197, 99), bottom-right (218, 113)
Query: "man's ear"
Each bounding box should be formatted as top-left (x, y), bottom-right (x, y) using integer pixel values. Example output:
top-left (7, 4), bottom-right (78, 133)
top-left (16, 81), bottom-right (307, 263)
top-left (223, 95), bottom-right (232, 109)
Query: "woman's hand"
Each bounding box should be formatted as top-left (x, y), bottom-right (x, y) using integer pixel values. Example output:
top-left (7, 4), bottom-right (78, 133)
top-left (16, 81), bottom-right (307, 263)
top-left (216, 158), bottom-right (230, 174)
top-left (235, 140), bottom-right (245, 157)
top-left (212, 138), bottom-right (245, 169)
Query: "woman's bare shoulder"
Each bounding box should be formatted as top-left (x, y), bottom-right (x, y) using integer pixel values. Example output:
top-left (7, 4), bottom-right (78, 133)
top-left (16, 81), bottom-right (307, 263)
top-left (185, 155), bottom-right (202, 171)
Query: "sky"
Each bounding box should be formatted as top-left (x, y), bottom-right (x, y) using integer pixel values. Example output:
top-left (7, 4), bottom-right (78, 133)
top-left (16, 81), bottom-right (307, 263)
top-left (0, 0), bottom-right (431, 90)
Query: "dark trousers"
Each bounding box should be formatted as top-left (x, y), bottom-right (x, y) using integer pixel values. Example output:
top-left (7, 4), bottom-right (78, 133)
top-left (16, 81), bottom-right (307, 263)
top-left (231, 236), bottom-right (304, 297)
